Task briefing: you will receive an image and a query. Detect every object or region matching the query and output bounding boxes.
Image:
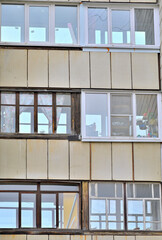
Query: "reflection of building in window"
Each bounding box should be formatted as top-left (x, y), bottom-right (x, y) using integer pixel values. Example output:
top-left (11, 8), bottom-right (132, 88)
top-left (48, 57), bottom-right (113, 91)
top-left (127, 183), bottom-right (161, 230)
top-left (89, 183), bottom-right (124, 230)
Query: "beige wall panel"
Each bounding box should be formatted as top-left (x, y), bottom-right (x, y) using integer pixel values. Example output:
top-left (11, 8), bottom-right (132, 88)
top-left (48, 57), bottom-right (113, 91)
top-left (90, 52), bottom-right (111, 88)
top-left (0, 235), bottom-right (26, 240)
top-left (27, 140), bottom-right (47, 179)
top-left (49, 236), bottom-right (70, 240)
top-left (27, 236), bottom-right (48, 240)
top-left (28, 50), bottom-right (48, 87)
top-left (93, 236), bottom-right (113, 240)
top-left (48, 140), bottom-right (69, 179)
top-left (70, 142), bottom-right (90, 180)
top-left (110, 0), bottom-right (129, 2)
top-left (134, 143), bottom-right (161, 181)
top-left (114, 237), bottom-right (135, 240)
top-left (111, 53), bottom-right (131, 89)
top-left (70, 51), bottom-right (90, 88)
top-left (71, 236), bottom-right (91, 240)
top-left (0, 49), bottom-right (27, 87)
top-left (132, 53), bottom-right (159, 89)
top-left (136, 237), bottom-right (162, 240)
top-left (91, 143), bottom-right (111, 180)
top-left (130, 0), bottom-right (156, 2)
top-left (0, 139), bottom-right (26, 179)
top-left (112, 143), bottom-right (132, 180)
top-left (49, 50), bottom-right (69, 88)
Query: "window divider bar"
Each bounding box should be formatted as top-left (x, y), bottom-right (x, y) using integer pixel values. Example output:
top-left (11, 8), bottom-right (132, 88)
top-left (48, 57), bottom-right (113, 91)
top-left (71, 93), bottom-right (75, 134)
top-left (16, 93), bottom-right (19, 133)
top-left (56, 192), bottom-right (59, 228)
top-left (19, 192), bottom-right (21, 229)
top-left (53, 93), bottom-right (56, 133)
top-left (34, 93), bottom-right (38, 133)
top-left (124, 183), bottom-right (127, 231)
top-left (36, 183), bottom-right (41, 228)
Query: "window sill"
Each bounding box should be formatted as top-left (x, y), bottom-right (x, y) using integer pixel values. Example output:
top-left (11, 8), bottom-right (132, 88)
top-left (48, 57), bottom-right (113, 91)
top-left (82, 137), bottom-right (161, 142)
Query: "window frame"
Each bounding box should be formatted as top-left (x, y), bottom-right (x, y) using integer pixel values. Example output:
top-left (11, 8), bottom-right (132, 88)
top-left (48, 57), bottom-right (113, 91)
top-left (81, 90), bottom-right (161, 142)
top-left (0, 181), bottom-right (81, 231)
top-left (0, 91), bottom-right (80, 138)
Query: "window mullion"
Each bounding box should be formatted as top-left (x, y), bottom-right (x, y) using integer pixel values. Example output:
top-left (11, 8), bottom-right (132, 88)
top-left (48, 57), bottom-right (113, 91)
top-left (34, 93), bottom-right (38, 133)
top-left (56, 192), bottom-right (59, 228)
top-left (124, 183), bottom-right (127, 231)
top-left (19, 192), bottom-right (21, 229)
top-left (37, 183), bottom-right (41, 228)
top-left (53, 93), bottom-right (56, 133)
top-left (16, 93), bottom-right (19, 133)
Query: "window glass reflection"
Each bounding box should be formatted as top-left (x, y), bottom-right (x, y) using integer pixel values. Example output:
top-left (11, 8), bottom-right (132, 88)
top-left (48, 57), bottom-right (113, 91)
top-left (41, 194), bottom-right (56, 228)
top-left (21, 194), bottom-right (36, 228)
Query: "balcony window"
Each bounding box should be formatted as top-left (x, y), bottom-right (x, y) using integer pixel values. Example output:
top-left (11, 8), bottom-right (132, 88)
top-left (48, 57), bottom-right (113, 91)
top-left (29, 6), bottom-right (49, 42)
top-left (1, 4), bottom-right (25, 42)
top-left (127, 183), bottom-right (161, 230)
top-left (88, 8), bottom-right (108, 45)
top-left (112, 10), bottom-right (130, 44)
top-left (0, 183), bottom-right (80, 230)
top-left (82, 91), bottom-right (159, 141)
top-left (89, 183), bottom-right (124, 230)
top-left (55, 6), bottom-right (78, 44)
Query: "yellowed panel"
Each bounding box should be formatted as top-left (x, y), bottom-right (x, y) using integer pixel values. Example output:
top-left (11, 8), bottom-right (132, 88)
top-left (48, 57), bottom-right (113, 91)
top-left (49, 236), bottom-right (70, 240)
top-left (111, 52), bottom-right (131, 89)
top-left (70, 142), bottom-right (90, 180)
top-left (91, 143), bottom-right (111, 180)
top-left (27, 236), bottom-right (48, 240)
top-left (114, 237), bottom-right (135, 240)
top-left (0, 235), bottom-right (26, 240)
top-left (48, 140), bottom-right (69, 179)
top-left (134, 143), bottom-right (161, 181)
top-left (28, 50), bottom-right (48, 87)
top-left (132, 53), bottom-right (159, 89)
top-left (136, 237), bottom-right (162, 240)
top-left (130, 0), bottom-right (156, 2)
top-left (27, 140), bottom-right (47, 179)
top-left (49, 50), bottom-right (69, 88)
top-left (112, 143), bottom-right (132, 180)
top-left (0, 49), bottom-right (27, 87)
top-left (70, 51), bottom-right (90, 88)
top-left (90, 52), bottom-right (111, 88)
top-left (71, 236), bottom-right (91, 240)
top-left (0, 139), bottom-right (26, 179)
top-left (93, 236), bottom-right (113, 240)
top-left (110, 0), bottom-right (129, 2)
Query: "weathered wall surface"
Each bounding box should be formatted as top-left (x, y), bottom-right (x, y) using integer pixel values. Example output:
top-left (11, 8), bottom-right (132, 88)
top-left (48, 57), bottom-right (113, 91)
top-left (0, 49), bottom-right (159, 90)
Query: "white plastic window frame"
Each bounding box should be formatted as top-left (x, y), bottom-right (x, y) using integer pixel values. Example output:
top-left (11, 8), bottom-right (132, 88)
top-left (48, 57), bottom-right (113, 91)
top-left (81, 90), bottom-right (161, 142)
top-left (0, 2), bottom-right (80, 47)
top-left (85, 4), bottom-right (160, 49)
top-left (126, 183), bottom-right (162, 231)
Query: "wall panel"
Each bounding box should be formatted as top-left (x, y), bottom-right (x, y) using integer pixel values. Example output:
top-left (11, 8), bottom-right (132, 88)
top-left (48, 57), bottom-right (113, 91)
top-left (27, 236), bottom-right (48, 240)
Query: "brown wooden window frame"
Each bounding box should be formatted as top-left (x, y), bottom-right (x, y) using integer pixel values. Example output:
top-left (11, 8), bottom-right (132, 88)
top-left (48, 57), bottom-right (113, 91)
top-left (0, 91), bottom-right (80, 138)
top-left (0, 182), bottom-right (81, 231)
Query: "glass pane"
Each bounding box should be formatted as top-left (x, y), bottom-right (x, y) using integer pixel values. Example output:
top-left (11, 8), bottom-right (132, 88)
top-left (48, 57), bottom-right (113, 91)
top-left (108, 199), bottom-right (124, 230)
top-left (56, 107), bottom-right (71, 134)
top-left (41, 194), bottom-right (56, 228)
top-left (127, 200), bottom-right (143, 230)
top-left (59, 193), bottom-right (79, 229)
top-left (111, 116), bottom-right (132, 136)
top-left (1, 93), bottom-right (16, 104)
top-left (135, 9), bottom-right (154, 45)
top-left (20, 93), bottom-right (34, 105)
top-left (56, 94), bottom-right (71, 106)
top-left (21, 194), bottom-right (36, 228)
top-left (86, 94), bottom-right (108, 137)
top-left (55, 6), bottom-right (78, 44)
top-left (135, 184), bottom-right (152, 198)
top-left (0, 185), bottom-right (37, 191)
top-left (127, 184), bottom-right (133, 198)
top-left (1, 4), bottom-right (25, 42)
top-left (112, 10), bottom-right (130, 44)
top-left (38, 107), bottom-right (52, 134)
top-left (136, 95), bottom-right (158, 138)
top-left (111, 95), bottom-right (132, 114)
top-left (145, 200), bottom-right (160, 222)
top-left (154, 184), bottom-right (160, 198)
top-left (29, 6), bottom-right (49, 42)
top-left (1, 106), bottom-right (15, 133)
top-left (38, 94), bottom-right (52, 106)
top-left (0, 193), bottom-right (19, 228)
top-left (90, 199), bottom-right (106, 230)
top-left (40, 185), bottom-right (79, 192)
top-left (117, 184), bottom-right (122, 198)
top-left (97, 183), bottom-right (115, 197)
top-left (19, 107), bottom-right (34, 133)
top-left (88, 8), bottom-right (108, 44)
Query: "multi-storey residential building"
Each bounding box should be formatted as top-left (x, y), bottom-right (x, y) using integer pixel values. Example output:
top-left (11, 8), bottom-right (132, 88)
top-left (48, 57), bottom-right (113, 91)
top-left (0, 0), bottom-right (161, 240)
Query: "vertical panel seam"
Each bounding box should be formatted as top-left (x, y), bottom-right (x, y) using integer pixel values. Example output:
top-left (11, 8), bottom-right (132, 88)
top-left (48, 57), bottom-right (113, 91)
top-left (90, 143), bottom-right (92, 180)
top-left (47, 139), bottom-right (49, 179)
top-left (68, 140), bottom-right (70, 180)
top-left (110, 52), bottom-right (112, 89)
top-left (132, 143), bottom-right (135, 181)
top-left (111, 143), bottom-right (113, 180)
top-left (68, 50), bottom-right (71, 88)
top-left (130, 52), bottom-right (133, 89)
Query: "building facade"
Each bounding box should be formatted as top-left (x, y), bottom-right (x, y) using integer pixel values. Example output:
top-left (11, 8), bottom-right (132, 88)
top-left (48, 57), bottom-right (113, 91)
top-left (0, 0), bottom-right (161, 240)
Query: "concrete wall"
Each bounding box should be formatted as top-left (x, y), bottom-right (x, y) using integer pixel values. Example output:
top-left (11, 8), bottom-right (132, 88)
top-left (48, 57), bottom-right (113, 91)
top-left (0, 49), bottom-right (159, 90)
top-left (0, 140), bottom-right (161, 181)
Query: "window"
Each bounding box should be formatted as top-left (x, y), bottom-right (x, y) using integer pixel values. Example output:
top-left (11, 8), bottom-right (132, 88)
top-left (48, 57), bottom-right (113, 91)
top-left (0, 183), bottom-right (80, 229)
top-left (0, 92), bottom-right (80, 136)
top-left (1, 4), bottom-right (25, 43)
top-left (89, 183), bottom-right (124, 230)
top-left (82, 91), bottom-right (159, 141)
top-left (127, 183), bottom-right (161, 230)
